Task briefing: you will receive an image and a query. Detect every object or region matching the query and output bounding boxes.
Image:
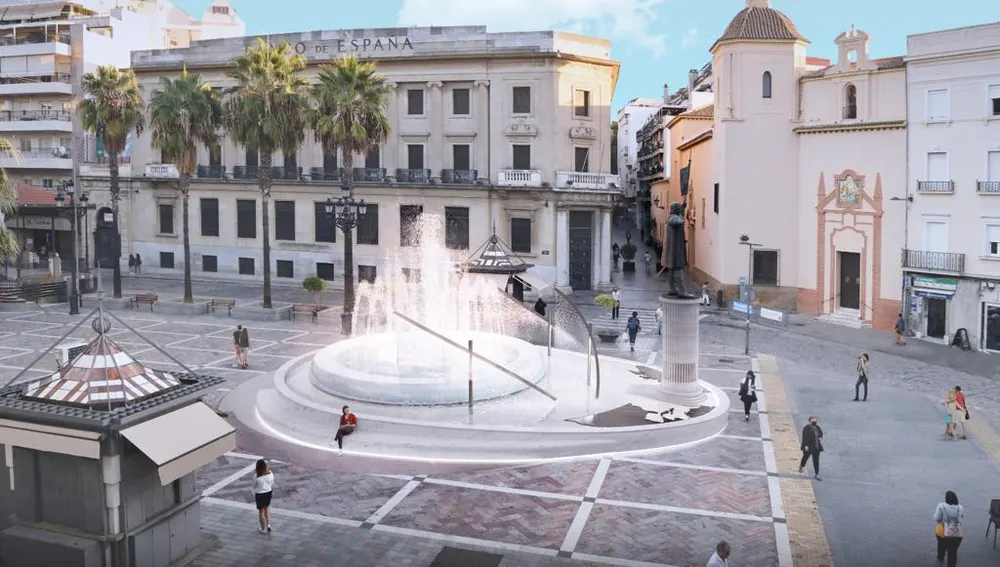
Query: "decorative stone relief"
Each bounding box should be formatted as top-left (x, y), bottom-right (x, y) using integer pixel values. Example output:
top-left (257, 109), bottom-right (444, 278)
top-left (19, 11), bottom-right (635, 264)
top-left (569, 126), bottom-right (597, 140)
top-left (504, 123), bottom-right (538, 137)
top-left (427, 81), bottom-right (443, 89)
top-left (474, 80), bottom-right (490, 88)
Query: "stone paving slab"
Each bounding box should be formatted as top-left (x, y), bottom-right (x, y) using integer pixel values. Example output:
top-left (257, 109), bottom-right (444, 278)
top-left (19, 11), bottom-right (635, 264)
top-left (638, 436), bottom-right (766, 471)
top-left (434, 461), bottom-right (599, 496)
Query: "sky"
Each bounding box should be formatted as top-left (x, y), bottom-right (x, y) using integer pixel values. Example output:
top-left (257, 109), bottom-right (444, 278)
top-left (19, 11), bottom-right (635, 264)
top-left (174, 0), bottom-right (1000, 113)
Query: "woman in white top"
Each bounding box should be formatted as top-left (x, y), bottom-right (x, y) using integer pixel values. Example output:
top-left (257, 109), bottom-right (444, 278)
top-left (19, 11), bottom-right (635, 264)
top-left (251, 459), bottom-right (275, 533)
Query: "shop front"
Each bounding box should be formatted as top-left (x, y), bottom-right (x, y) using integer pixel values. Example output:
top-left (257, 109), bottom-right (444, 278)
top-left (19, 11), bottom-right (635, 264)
top-left (983, 302), bottom-right (1000, 353)
top-left (907, 275), bottom-right (959, 342)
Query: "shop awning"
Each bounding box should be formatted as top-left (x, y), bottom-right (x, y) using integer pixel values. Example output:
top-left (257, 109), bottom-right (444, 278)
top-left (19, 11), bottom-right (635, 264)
top-left (913, 287), bottom-right (955, 300)
top-left (0, 418), bottom-right (101, 459)
top-left (470, 272), bottom-right (511, 292)
top-left (514, 269), bottom-right (553, 296)
top-left (120, 402), bottom-right (236, 486)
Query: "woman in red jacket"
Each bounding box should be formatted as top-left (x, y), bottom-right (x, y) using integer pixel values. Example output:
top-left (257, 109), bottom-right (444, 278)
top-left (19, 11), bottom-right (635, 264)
top-left (334, 405), bottom-right (357, 453)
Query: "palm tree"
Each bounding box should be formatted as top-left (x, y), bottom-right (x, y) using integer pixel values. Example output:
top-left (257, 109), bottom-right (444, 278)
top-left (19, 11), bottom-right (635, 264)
top-left (148, 68), bottom-right (222, 303)
top-left (223, 38), bottom-right (308, 308)
top-left (0, 138), bottom-right (18, 264)
top-left (79, 66), bottom-right (146, 299)
top-left (310, 55), bottom-right (390, 323)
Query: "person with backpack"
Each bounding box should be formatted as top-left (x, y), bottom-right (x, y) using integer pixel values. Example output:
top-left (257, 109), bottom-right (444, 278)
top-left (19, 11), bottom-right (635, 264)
top-left (232, 325), bottom-right (244, 368)
top-left (933, 490), bottom-right (963, 567)
top-left (238, 326), bottom-right (250, 369)
top-left (626, 311), bottom-right (641, 352)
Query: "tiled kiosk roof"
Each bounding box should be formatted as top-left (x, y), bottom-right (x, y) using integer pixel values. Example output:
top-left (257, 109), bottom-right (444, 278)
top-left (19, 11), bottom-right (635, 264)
top-left (464, 233), bottom-right (533, 275)
top-left (712, 1), bottom-right (806, 51)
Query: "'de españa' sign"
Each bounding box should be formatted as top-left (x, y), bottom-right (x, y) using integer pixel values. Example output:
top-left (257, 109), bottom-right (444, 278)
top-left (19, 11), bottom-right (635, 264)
top-left (293, 37), bottom-right (415, 56)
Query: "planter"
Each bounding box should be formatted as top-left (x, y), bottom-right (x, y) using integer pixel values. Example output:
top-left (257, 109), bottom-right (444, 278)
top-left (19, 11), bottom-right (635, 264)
top-left (231, 301), bottom-right (292, 322)
top-left (597, 331), bottom-right (621, 343)
top-left (622, 261), bottom-right (636, 273)
top-left (156, 297), bottom-right (210, 317)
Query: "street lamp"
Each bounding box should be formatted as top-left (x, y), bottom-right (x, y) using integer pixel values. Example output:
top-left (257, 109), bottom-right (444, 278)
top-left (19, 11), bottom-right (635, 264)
top-left (325, 185), bottom-right (367, 335)
top-left (55, 181), bottom-right (88, 315)
top-left (738, 233), bottom-right (762, 356)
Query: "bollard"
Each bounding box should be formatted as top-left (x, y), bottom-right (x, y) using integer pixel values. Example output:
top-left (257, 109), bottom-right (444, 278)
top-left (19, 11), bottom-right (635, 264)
top-left (468, 339), bottom-right (473, 411)
top-left (586, 322), bottom-right (593, 388)
top-left (547, 308), bottom-right (553, 357)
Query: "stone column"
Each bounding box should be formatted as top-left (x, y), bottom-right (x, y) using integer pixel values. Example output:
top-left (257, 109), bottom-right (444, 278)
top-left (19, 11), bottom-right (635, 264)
top-left (556, 209), bottom-right (570, 288)
top-left (384, 82), bottom-right (399, 183)
top-left (659, 296), bottom-right (708, 406)
top-left (428, 81), bottom-right (444, 183)
top-left (102, 453), bottom-right (122, 535)
top-left (599, 208), bottom-right (612, 289)
top-left (474, 80), bottom-right (490, 183)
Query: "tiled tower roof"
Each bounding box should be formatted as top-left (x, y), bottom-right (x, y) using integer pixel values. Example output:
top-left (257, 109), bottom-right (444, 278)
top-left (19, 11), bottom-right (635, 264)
top-left (712, 1), bottom-right (806, 51)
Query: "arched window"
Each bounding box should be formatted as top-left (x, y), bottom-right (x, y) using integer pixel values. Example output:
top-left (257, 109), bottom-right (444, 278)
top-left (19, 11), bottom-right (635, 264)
top-left (762, 71), bottom-right (772, 99)
top-left (844, 84), bottom-right (858, 119)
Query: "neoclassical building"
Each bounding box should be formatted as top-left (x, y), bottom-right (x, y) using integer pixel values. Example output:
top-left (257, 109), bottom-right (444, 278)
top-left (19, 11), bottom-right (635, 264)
top-left (79, 26), bottom-right (620, 292)
top-left (660, 0), bottom-right (906, 330)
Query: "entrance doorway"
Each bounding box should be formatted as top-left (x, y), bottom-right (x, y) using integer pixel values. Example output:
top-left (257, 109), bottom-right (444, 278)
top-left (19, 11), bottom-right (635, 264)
top-left (983, 304), bottom-right (1000, 352)
top-left (94, 207), bottom-right (118, 269)
top-left (838, 251), bottom-right (860, 309)
top-left (926, 298), bottom-right (947, 339)
top-left (568, 211), bottom-right (593, 290)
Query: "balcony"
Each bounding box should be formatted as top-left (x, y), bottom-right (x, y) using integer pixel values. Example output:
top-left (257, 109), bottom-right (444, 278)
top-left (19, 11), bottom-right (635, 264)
top-left (0, 73), bottom-right (72, 96)
top-left (0, 147), bottom-right (71, 169)
top-left (197, 164), bottom-right (225, 179)
top-left (497, 169), bottom-right (542, 187)
top-left (79, 157), bottom-right (132, 177)
top-left (309, 167), bottom-right (341, 181)
top-left (395, 168), bottom-right (431, 183)
top-left (441, 169), bottom-right (478, 184)
top-left (555, 171), bottom-right (620, 192)
top-left (233, 165), bottom-right (258, 179)
top-left (0, 35), bottom-right (71, 57)
top-left (916, 180), bottom-right (954, 194)
top-left (902, 249), bottom-right (965, 273)
top-left (271, 166), bottom-right (302, 180)
top-left (354, 167), bottom-right (385, 183)
top-left (978, 180), bottom-right (1000, 194)
top-left (0, 109), bottom-right (72, 133)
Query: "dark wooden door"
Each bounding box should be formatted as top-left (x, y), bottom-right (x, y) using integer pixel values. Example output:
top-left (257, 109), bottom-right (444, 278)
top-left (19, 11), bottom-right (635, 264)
top-left (568, 211), bottom-right (593, 291)
top-left (927, 298), bottom-right (947, 339)
top-left (838, 252), bottom-right (860, 309)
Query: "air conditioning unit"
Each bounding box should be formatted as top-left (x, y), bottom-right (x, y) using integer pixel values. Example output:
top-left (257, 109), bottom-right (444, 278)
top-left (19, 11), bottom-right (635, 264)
top-left (54, 340), bottom-right (88, 370)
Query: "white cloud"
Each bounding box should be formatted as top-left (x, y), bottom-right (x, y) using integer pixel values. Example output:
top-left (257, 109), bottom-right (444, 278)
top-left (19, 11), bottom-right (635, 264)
top-left (396, 0), bottom-right (669, 57)
top-left (681, 28), bottom-right (698, 49)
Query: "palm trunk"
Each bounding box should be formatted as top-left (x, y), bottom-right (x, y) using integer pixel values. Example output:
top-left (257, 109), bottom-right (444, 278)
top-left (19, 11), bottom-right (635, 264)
top-left (181, 174), bottom-right (193, 303)
top-left (109, 151), bottom-right (123, 298)
top-left (342, 152), bottom-right (355, 316)
top-left (259, 149), bottom-right (273, 309)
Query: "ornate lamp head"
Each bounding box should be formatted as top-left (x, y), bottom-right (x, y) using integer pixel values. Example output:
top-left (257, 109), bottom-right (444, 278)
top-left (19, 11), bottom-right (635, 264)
top-left (669, 202), bottom-right (683, 214)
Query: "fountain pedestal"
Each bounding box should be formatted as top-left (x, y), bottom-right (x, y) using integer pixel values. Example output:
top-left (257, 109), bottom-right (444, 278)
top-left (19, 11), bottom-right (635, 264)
top-left (659, 296), bottom-right (708, 407)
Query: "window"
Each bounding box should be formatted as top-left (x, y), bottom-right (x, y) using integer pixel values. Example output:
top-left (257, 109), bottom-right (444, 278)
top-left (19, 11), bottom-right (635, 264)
top-left (245, 148), bottom-right (258, 167)
top-left (364, 146), bottom-right (380, 169)
top-left (445, 207), bottom-right (470, 250)
top-left (762, 71), bottom-right (772, 99)
top-left (407, 144), bottom-right (424, 170)
top-left (400, 205), bottom-right (423, 247)
top-left (574, 147), bottom-right (590, 173)
top-left (283, 152), bottom-right (297, 174)
top-left (357, 203), bottom-right (379, 245)
top-left (573, 89), bottom-right (591, 117)
top-left (42, 178), bottom-right (53, 189)
top-left (927, 152), bottom-right (948, 181)
top-left (316, 262), bottom-right (335, 281)
top-left (158, 203), bottom-right (174, 234)
top-left (407, 88), bottom-right (424, 115)
top-left (276, 259), bottom-right (294, 278)
top-left (201, 198), bottom-right (219, 236)
top-left (512, 86), bottom-right (531, 114)
top-left (452, 88), bottom-right (470, 115)
top-left (211, 5), bottom-right (229, 14)
top-left (512, 144), bottom-right (531, 170)
top-left (989, 151), bottom-right (1000, 182)
top-left (927, 89), bottom-right (949, 122)
top-left (19, 139), bottom-right (30, 152)
top-left (238, 257), bottom-right (255, 275)
top-left (987, 224), bottom-right (1000, 257)
top-left (236, 199), bottom-right (256, 239)
top-left (713, 182), bottom-right (720, 214)
top-left (843, 84), bottom-right (857, 119)
top-left (752, 250), bottom-right (779, 286)
top-left (159, 252), bottom-right (174, 269)
top-left (314, 202), bottom-right (336, 243)
top-left (923, 218), bottom-right (949, 252)
top-left (209, 143), bottom-right (222, 166)
top-left (453, 144), bottom-right (471, 170)
top-left (202, 255), bottom-right (218, 272)
top-left (510, 218), bottom-right (531, 253)
top-left (990, 85), bottom-right (1000, 117)
top-left (402, 268), bottom-right (421, 283)
top-left (274, 201), bottom-right (295, 241)
top-left (323, 151), bottom-right (338, 173)
top-left (358, 265), bottom-right (377, 283)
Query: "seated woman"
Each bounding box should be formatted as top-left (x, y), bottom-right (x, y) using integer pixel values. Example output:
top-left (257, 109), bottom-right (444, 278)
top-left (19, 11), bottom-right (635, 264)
top-left (333, 405), bottom-right (357, 454)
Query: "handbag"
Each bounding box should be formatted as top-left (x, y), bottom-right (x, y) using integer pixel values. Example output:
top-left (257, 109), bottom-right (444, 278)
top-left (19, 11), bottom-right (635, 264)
top-left (935, 523), bottom-right (945, 537)
top-left (965, 408), bottom-right (971, 420)
top-left (942, 507), bottom-right (963, 537)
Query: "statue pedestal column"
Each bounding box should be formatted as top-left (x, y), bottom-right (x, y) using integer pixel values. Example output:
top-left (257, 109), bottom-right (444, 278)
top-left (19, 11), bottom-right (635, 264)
top-left (660, 296), bottom-right (708, 407)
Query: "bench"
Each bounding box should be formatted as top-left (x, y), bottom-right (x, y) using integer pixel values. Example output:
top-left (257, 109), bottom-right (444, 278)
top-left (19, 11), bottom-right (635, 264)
top-left (130, 293), bottom-right (158, 311)
top-left (209, 298), bottom-right (236, 316)
top-left (291, 303), bottom-right (321, 322)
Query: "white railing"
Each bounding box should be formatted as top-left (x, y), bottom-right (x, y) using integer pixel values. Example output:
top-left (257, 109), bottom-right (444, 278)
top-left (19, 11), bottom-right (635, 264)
top-left (145, 164), bottom-right (179, 178)
top-left (555, 171), bottom-right (620, 192)
top-left (497, 169), bottom-right (542, 187)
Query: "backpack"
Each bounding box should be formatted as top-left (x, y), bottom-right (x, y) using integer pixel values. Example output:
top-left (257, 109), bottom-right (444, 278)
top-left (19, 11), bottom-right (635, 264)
top-left (627, 317), bottom-right (640, 332)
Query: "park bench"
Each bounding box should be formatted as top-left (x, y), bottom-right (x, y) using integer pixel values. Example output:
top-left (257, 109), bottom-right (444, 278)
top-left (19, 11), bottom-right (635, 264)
top-left (209, 298), bottom-right (236, 316)
top-left (291, 303), bottom-right (321, 322)
top-left (130, 293), bottom-right (158, 311)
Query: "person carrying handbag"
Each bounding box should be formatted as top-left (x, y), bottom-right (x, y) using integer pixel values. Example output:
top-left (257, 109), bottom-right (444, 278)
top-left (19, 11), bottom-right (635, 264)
top-left (798, 415), bottom-right (824, 481)
top-left (853, 353), bottom-right (870, 402)
top-left (954, 386), bottom-right (969, 440)
top-left (934, 490), bottom-right (963, 567)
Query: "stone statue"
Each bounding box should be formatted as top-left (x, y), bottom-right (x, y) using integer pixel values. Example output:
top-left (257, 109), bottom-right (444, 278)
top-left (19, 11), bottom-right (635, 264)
top-left (665, 202), bottom-right (693, 298)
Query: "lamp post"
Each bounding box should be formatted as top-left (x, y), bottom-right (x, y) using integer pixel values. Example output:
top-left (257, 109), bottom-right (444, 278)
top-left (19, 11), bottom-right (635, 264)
top-left (738, 234), bottom-right (762, 356)
top-left (325, 186), bottom-right (366, 335)
top-left (55, 181), bottom-right (88, 315)
top-left (891, 195), bottom-right (913, 335)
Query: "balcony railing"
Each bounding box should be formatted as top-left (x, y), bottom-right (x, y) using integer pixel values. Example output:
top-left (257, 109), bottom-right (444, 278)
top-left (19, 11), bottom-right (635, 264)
top-left (11, 147), bottom-right (70, 159)
top-left (0, 109), bottom-right (71, 122)
top-left (0, 72), bottom-right (71, 85)
top-left (233, 165), bottom-right (258, 179)
top-left (197, 164), bottom-right (225, 179)
top-left (917, 180), bottom-right (954, 194)
top-left (977, 180), bottom-right (1000, 194)
top-left (271, 166), bottom-right (302, 180)
top-left (309, 167), bottom-right (341, 181)
top-left (902, 249), bottom-right (965, 273)
top-left (0, 34), bottom-right (70, 46)
top-left (497, 169), bottom-right (542, 187)
top-left (353, 167), bottom-right (385, 183)
top-left (555, 171), bottom-right (619, 191)
top-left (441, 169), bottom-right (478, 184)
top-left (395, 168), bottom-right (431, 183)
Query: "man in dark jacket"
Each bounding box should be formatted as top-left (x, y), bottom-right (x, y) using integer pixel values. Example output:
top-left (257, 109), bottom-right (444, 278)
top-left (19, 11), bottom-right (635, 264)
top-left (799, 415), bottom-right (824, 480)
top-left (534, 297), bottom-right (546, 317)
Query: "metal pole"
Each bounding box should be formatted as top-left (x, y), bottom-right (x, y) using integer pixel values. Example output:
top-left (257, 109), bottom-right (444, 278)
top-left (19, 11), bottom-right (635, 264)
top-left (69, 195), bottom-right (79, 315)
top-left (547, 307), bottom-right (553, 357)
top-left (586, 322), bottom-right (593, 388)
top-left (745, 245), bottom-right (752, 356)
top-left (467, 339), bottom-right (473, 412)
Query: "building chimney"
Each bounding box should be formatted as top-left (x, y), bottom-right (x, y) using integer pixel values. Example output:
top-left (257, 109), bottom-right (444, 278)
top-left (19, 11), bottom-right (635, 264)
top-left (663, 84), bottom-right (670, 103)
top-left (747, 0), bottom-right (770, 8)
top-left (687, 69), bottom-right (698, 103)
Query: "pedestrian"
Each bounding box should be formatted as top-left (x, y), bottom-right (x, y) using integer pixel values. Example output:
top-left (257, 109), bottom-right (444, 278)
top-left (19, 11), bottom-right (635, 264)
top-left (232, 324), bottom-right (243, 368)
top-left (611, 287), bottom-right (622, 320)
top-left (894, 312), bottom-right (907, 345)
top-left (706, 540), bottom-right (731, 567)
top-left (134, 253), bottom-right (142, 275)
top-left (626, 311), bottom-right (641, 352)
top-left (238, 325), bottom-right (250, 369)
top-left (534, 297), bottom-right (547, 317)
top-left (643, 251), bottom-right (651, 273)
top-left (853, 353), bottom-right (869, 401)
top-left (701, 281), bottom-right (712, 306)
top-left (251, 458), bottom-right (275, 534)
top-left (332, 405), bottom-right (357, 454)
top-left (798, 415), bottom-right (823, 480)
top-left (612, 243), bottom-right (620, 270)
top-left (625, 230), bottom-right (632, 244)
top-left (655, 305), bottom-right (663, 335)
top-left (954, 386), bottom-right (969, 440)
top-left (943, 389), bottom-right (960, 441)
top-left (933, 490), bottom-right (964, 567)
top-left (128, 254), bottom-right (135, 276)
top-left (738, 370), bottom-right (757, 421)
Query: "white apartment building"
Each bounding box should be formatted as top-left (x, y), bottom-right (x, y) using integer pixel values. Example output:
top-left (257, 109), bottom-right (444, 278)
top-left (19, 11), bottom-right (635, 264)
top-left (79, 26), bottom-right (621, 293)
top-left (904, 22), bottom-right (1000, 351)
top-left (616, 96), bottom-right (662, 199)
